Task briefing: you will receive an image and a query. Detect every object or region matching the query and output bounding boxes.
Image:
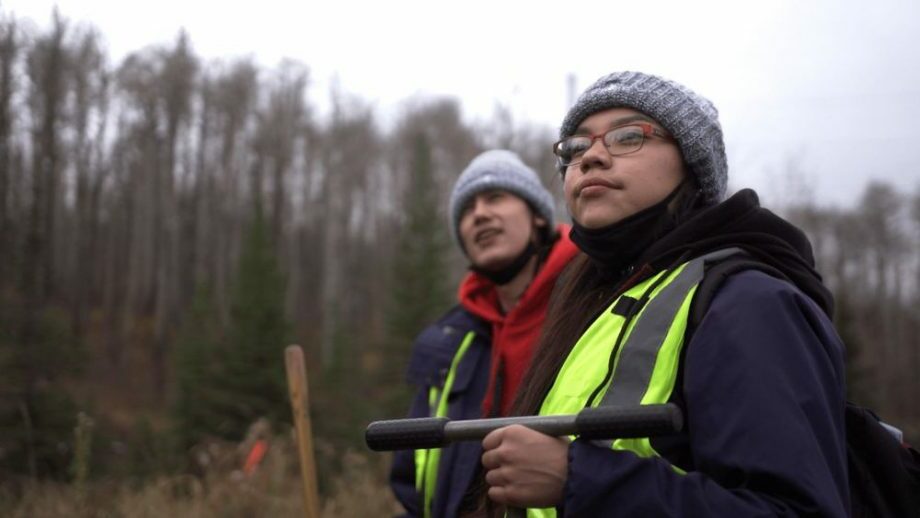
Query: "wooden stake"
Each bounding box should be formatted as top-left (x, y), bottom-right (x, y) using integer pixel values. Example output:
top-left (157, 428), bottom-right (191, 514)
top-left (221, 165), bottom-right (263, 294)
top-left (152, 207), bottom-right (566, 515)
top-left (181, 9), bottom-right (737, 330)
top-left (285, 345), bottom-right (321, 518)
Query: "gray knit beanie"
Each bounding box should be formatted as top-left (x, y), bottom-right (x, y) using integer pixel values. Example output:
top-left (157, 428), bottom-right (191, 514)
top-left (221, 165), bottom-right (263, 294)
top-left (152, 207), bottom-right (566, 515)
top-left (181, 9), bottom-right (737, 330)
top-left (559, 71), bottom-right (728, 204)
top-left (448, 150), bottom-right (555, 247)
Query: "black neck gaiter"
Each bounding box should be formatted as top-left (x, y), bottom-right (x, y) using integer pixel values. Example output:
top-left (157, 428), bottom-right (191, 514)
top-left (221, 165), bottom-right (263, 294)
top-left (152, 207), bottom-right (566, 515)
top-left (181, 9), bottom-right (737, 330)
top-left (470, 240), bottom-right (538, 286)
top-left (570, 185), bottom-right (683, 276)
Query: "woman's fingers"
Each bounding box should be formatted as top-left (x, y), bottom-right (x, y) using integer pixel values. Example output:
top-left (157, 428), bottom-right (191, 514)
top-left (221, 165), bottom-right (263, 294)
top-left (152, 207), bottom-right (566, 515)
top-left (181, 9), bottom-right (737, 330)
top-left (480, 424), bottom-right (569, 508)
top-left (484, 465), bottom-right (509, 487)
top-left (482, 425), bottom-right (505, 451)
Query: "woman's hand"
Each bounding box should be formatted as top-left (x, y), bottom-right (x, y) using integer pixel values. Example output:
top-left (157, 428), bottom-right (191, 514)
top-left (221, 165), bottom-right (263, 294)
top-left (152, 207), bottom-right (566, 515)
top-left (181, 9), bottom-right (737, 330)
top-left (480, 424), bottom-right (570, 508)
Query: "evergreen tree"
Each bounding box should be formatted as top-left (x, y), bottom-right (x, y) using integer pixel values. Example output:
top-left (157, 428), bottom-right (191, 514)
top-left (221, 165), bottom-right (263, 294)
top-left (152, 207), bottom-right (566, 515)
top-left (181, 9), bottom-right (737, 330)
top-left (383, 132), bottom-right (452, 412)
top-left (172, 283), bottom-right (222, 448)
top-left (838, 290), bottom-right (874, 407)
top-left (0, 293), bottom-right (81, 478)
top-left (210, 211), bottom-right (291, 440)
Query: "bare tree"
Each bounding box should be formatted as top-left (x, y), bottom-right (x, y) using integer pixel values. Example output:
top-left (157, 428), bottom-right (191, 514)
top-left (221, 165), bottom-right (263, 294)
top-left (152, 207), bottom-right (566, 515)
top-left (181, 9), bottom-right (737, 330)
top-left (111, 32), bottom-right (198, 397)
top-left (68, 27), bottom-right (108, 339)
top-left (0, 17), bottom-right (19, 290)
top-left (209, 60), bottom-right (257, 323)
top-left (152, 32), bottom-right (197, 398)
top-left (858, 183), bottom-right (907, 413)
top-left (251, 60), bottom-right (309, 246)
top-left (314, 88), bottom-right (381, 370)
top-left (24, 10), bottom-right (68, 303)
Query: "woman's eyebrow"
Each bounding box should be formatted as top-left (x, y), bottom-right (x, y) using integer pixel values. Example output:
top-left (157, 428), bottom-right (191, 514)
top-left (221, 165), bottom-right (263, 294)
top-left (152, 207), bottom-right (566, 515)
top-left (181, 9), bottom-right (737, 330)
top-left (574, 114), bottom-right (656, 135)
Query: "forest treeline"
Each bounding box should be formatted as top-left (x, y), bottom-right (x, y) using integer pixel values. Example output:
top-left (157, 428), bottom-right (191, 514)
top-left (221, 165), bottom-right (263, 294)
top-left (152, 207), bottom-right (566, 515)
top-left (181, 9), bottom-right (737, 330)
top-left (0, 10), bottom-right (917, 488)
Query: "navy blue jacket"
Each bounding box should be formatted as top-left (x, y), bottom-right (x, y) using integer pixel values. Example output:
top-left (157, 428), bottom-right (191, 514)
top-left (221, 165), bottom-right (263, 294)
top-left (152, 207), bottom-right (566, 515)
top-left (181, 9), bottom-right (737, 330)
top-left (562, 271), bottom-right (849, 516)
top-left (390, 305), bottom-right (491, 518)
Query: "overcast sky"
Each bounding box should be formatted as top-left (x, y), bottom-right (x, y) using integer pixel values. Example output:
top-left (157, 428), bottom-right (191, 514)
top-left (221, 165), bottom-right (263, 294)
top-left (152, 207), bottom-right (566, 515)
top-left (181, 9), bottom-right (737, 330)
top-left (4, 0), bottom-right (920, 207)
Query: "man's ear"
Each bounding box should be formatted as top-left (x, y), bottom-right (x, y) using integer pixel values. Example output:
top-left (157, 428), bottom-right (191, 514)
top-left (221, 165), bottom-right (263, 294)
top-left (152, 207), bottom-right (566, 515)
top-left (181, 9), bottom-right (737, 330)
top-left (534, 215), bottom-right (548, 228)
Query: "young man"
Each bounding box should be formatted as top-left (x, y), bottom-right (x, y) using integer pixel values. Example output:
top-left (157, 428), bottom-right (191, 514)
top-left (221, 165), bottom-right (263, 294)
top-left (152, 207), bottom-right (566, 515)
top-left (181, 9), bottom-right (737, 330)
top-left (390, 150), bottom-right (578, 518)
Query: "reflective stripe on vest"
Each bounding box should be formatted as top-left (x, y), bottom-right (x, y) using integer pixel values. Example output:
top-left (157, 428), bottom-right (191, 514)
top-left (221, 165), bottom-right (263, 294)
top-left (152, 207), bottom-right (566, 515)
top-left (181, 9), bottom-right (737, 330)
top-left (527, 249), bottom-right (740, 518)
top-left (415, 330), bottom-right (476, 518)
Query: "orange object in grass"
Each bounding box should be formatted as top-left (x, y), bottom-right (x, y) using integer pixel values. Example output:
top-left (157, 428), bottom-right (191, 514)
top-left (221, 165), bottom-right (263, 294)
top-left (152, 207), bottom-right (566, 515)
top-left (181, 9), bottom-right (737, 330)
top-left (243, 439), bottom-right (268, 475)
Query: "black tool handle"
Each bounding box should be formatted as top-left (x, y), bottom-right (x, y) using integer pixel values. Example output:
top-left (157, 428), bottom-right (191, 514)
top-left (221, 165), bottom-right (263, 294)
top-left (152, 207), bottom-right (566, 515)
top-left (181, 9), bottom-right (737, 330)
top-left (365, 416), bottom-right (449, 452)
top-left (366, 404), bottom-right (683, 451)
top-left (575, 403), bottom-right (683, 440)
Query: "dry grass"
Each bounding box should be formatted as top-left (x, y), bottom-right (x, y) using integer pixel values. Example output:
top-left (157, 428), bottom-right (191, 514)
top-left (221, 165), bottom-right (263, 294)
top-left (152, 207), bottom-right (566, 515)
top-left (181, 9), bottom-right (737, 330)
top-left (2, 436), bottom-right (402, 518)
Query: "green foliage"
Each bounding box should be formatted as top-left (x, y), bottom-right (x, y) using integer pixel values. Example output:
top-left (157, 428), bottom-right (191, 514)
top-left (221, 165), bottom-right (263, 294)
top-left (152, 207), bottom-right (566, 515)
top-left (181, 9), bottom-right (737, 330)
top-left (172, 284), bottom-right (223, 449)
top-left (388, 133), bottom-right (452, 343)
top-left (310, 324), bottom-right (369, 488)
top-left (0, 292), bottom-right (83, 479)
top-left (125, 416), bottom-right (180, 483)
top-left (172, 213), bottom-right (292, 454)
top-left (209, 211), bottom-right (291, 440)
top-left (832, 289), bottom-right (872, 406)
top-left (382, 133), bottom-right (452, 413)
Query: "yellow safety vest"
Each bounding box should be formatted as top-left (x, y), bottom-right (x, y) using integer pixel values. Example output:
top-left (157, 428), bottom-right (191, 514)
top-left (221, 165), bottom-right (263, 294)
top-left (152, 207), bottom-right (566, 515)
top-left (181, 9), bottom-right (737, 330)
top-left (415, 331), bottom-right (476, 518)
top-left (526, 249), bottom-right (740, 517)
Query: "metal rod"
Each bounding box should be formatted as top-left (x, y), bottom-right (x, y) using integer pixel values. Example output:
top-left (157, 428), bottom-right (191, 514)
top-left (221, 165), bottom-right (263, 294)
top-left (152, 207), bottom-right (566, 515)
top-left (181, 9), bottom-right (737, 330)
top-left (444, 414), bottom-right (576, 442)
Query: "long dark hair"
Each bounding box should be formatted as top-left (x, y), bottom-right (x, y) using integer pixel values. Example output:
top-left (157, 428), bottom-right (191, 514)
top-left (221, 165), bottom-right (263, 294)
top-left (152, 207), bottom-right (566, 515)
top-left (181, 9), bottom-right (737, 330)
top-left (509, 255), bottom-right (611, 416)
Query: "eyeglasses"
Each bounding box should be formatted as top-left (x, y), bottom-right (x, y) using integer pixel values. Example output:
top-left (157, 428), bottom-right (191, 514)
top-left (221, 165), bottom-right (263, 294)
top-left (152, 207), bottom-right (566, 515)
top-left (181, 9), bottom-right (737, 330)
top-left (552, 122), bottom-right (673, 169)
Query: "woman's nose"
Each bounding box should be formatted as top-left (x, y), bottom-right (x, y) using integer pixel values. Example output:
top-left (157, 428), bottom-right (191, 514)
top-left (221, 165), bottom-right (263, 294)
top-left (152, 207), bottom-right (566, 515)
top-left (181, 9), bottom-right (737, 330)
top-left (579, 138), bottom-right (611, 173)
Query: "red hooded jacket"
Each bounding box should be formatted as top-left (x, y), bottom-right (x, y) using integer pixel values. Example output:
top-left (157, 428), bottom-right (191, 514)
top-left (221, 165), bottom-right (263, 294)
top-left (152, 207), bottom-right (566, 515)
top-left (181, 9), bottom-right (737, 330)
top-left (458, 224), bottom-right (578, 417)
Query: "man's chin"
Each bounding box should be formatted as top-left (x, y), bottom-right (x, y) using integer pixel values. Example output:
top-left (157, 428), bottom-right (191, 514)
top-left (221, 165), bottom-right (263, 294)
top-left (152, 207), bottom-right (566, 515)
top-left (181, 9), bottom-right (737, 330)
top-left (471, 256), bottom-right (514, 273)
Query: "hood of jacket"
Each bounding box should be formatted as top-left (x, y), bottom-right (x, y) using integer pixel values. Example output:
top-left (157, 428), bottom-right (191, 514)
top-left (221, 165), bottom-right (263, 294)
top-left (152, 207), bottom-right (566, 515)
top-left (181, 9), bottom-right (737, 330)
top-left (628, 189), bottom-right (833, 317)
top-left (458, 223), bottom-right (579, 415)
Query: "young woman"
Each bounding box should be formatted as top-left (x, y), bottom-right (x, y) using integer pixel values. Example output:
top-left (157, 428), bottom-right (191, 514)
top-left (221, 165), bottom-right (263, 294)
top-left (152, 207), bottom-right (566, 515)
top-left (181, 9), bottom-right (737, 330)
top-left (478, 72), bottom-right (848, 516)
top-left (391, 150), bottom-right (578, 518)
